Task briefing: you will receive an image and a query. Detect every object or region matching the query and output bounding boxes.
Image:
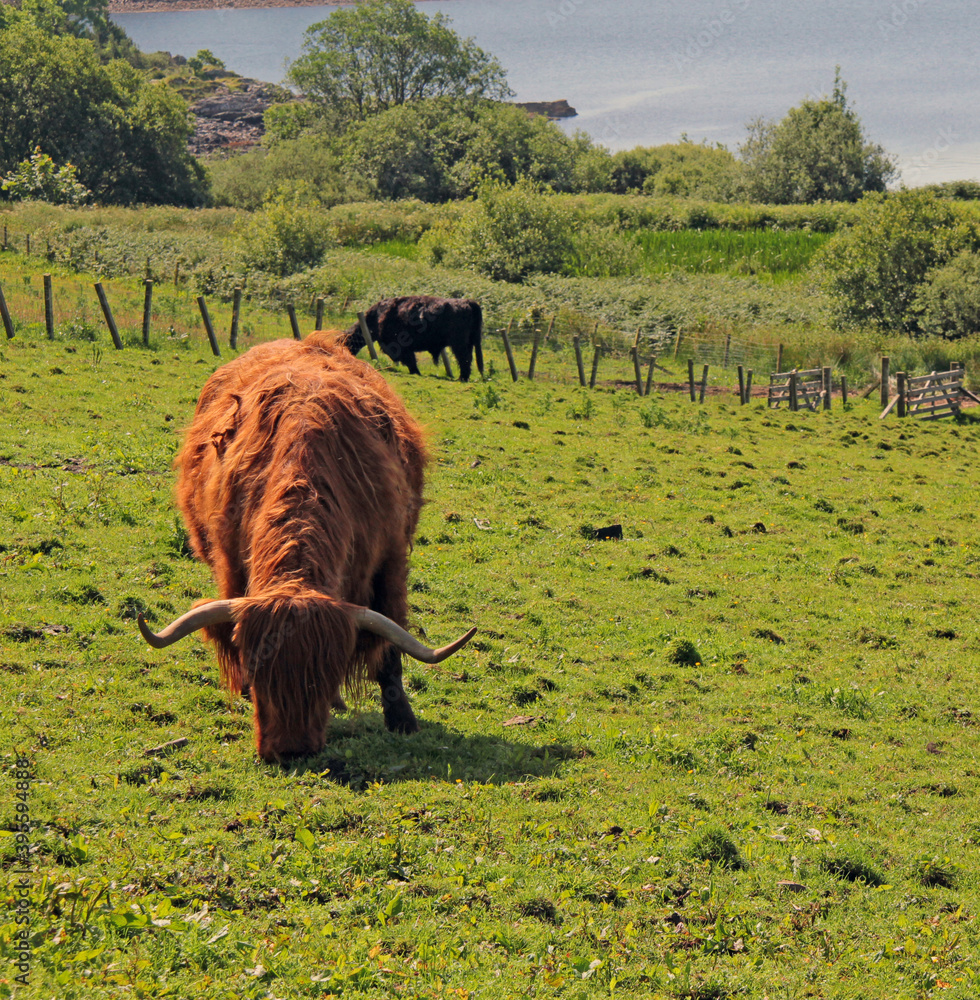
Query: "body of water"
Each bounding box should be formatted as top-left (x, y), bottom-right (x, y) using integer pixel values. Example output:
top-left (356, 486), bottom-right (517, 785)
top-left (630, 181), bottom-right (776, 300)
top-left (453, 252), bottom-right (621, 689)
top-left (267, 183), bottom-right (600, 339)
top-left (114, 0), bottom-right (980, 186)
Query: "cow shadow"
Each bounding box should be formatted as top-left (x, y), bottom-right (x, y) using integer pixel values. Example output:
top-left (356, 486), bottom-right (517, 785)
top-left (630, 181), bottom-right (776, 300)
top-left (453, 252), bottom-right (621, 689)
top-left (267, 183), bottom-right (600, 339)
top-left (283, 716), bottom-right (586, 788)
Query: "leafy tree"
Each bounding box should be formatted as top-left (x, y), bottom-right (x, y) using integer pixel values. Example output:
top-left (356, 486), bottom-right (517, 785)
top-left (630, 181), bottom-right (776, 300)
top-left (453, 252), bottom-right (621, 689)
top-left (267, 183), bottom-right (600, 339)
top-left (344, 98), bottom-right (601, 202)
top-left (14, 0), bottom-right (109, 39)
top-left (740, 71), bottom-right (895, 203)
top-left (609, 142), bottom-right (740, 201)
top-left (209, 136), bottom-right (367, 210)
top-left (911, 251), bottom-right (980, 339)
top-left (0, 19), bottom-right (205, 205)
top-left (2, 146), bottom-right (90, 204)
top-left (187, 49), bottom-right (225, 75)
top-left (286, 0), bottom-right (510, 128)
top-left (813, 190), bottom-right (979, 331)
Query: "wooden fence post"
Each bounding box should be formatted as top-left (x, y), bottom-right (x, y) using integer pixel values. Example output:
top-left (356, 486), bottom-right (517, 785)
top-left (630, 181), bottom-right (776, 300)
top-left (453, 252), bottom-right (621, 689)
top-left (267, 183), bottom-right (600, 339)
top-left (723, 333), bottom-right (732, 369)
top-left (896, 371), bottom-right (907, 417)
top-left (589, 346), bottom-right (601, 389)
top-left (0, 285), bottom-right (14, 339)
top-left (631, 347), bottom-right (643, 395)
top-left (142, 279), bottom-right (153, 347)
top-left (822, 366), bottom-right (832, 410)
top-left (441, 349), bottom-right (454, 378)
top-left (737, 365), bottom-right (746, 404)
top-left (699, 364), bottom-right (709, 404)
top-left (230, 287), bottom-right (242, 349)
top-left (528, 316), bottom-right (552, 380)
top-left (286, 303), bottom-right (302, 340)
top-left (94, 283), bottom-right (124, 350)
top-left (43, 274), bottom-right (54, 340)
top-left (573, 336), bottom-right (586, 387)
top-left (789, 371), bottom-right (798, 412)
top-left (25, 235), bottom-right (30, 256)
top-left (776, 343), bottom-right (783, 373)
top-left (501, 320), bottom-right (518, 382)
top-left (841, 375), bottom-right (848, 406)
top-left (645, 356), bottom-right (656, 397)
top-left (880, 356), bottom-right (890, 409)
top-left (174, 260), bottom-right (180, 287)
top-left (745, 369), bottom-right (753, 401)
top-left (196, 296), bottom-right (221, 358)
top-left (687, 359), bottom-right (696, 401)
top-left (673, 329), bottom-right (683, 359)
top-left (356, 311), bottom-right (379, 361)
top-left (314, 296), bottom-right (324, 331)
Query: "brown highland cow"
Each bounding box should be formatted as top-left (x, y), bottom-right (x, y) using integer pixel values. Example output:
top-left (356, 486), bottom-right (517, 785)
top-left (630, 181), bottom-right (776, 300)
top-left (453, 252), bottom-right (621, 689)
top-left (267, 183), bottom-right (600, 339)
top-left (138, 331), bottom-right (474, 762)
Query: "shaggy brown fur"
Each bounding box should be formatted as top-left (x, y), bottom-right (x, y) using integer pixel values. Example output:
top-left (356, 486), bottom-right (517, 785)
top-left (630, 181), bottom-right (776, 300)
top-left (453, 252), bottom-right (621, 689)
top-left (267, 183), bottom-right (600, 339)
top-left (175, 331), bottom-right (427, 761)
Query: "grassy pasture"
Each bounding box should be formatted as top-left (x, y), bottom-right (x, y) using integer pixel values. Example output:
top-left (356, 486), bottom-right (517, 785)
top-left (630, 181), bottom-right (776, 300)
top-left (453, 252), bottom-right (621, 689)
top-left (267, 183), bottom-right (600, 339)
top-left (1, 321), bottom-right (980, 999)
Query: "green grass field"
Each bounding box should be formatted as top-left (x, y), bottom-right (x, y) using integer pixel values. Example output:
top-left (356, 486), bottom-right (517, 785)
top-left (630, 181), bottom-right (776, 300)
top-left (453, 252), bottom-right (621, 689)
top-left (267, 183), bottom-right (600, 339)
top-left (634, 229), bottom-right (832, 279)
top-left (2, 317), bottom-right (980, 998)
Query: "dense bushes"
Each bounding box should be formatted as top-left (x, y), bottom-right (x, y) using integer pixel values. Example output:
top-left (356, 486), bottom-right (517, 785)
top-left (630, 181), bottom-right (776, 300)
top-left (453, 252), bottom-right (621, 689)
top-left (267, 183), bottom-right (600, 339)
top-left (815, 191), bottom-right (980, 334)
top-left (911, 251), bottom-right (980, 339)
top-left (209, 138), bottom-right (368, 210)
top-left (418, 179), bottom-right (639, 282)
top-left (0, 16), bottom-right (206, 206)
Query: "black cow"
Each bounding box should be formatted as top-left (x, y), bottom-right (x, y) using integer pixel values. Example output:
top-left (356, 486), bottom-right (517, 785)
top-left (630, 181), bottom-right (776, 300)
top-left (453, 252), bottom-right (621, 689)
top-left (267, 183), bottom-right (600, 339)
top-left (344, 296), bottom-right (484, 382)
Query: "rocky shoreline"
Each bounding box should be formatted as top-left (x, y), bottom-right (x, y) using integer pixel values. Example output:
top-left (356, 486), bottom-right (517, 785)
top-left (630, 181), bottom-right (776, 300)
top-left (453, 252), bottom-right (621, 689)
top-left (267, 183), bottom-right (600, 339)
top-left (189, 88), bottom-right (577, 156)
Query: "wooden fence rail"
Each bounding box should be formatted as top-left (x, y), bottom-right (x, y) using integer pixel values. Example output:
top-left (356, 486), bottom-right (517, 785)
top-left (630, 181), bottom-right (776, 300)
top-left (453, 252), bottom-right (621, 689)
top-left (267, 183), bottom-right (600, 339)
top-left (768, 368), bottom-right (827, 411)
top-left (881, 366), bottom-right (979, 420)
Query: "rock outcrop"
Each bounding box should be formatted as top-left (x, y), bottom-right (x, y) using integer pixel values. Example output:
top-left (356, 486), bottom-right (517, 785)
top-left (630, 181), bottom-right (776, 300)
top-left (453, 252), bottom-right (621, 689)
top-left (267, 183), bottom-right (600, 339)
top-left (513, 99), bottom-right (577, 120)
top-left (189, 81), bottom-right (274, 156)
top-left (187, 86), bottom-right (579, 157)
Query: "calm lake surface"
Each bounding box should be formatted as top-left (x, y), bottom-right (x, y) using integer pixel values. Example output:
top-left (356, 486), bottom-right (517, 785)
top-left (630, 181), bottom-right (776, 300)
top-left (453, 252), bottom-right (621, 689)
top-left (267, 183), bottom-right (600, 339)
top-left (114, 0), bottom-right (980, 185)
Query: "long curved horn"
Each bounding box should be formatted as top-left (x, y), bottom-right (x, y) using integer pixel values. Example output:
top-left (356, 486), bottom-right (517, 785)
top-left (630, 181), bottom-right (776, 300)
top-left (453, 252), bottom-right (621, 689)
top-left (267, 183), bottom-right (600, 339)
top-left (137, 600), bottom-right (237, 649)
top-left (352, 608), bottom-right (476, 664)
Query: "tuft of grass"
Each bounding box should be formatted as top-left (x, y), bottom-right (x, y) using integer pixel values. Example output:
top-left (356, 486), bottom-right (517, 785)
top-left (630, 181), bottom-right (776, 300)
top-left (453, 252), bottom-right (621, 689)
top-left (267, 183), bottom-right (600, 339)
top-left (665, 637), bottom-right (702, 666)
top-left (688, 824), bottom-right (745, 870)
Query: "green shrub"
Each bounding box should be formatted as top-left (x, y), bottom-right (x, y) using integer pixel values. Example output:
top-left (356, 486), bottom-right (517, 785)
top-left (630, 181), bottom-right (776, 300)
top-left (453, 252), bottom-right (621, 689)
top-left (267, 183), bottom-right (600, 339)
top-left (568, 224), bottom-right (641, 278)
top-left (237, 187), bottom-right (335, 276)
top-left (813, 190), bottom-right (980, 331)
top-left (209, 138), bottom-right (366, 211)
top-left (421, 178), bottom-right (575, 282)
top-left (2, 146), bottom-right (89, 205)
top-left (911, 250), bottom-right (980, 339)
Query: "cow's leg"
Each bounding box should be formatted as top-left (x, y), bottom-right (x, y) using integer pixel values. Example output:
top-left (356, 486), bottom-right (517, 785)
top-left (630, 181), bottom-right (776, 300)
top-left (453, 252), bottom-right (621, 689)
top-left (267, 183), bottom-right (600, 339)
top-left (369, 563), bottom-right (419, 732)
top-left (404, 351), bottom-right (420, 375)
top-left (377, 645), bottom-right (419, 734)
top-left (451, 345), bottom-right (472, 382)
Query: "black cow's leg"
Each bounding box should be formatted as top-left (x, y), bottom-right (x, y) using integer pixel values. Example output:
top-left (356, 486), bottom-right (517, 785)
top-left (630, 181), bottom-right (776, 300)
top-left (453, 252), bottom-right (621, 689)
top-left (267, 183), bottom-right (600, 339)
top-left (405, 351), bottom-right (420, 375)
top-left (452, 346), bottom-right (472, 382)
top-left (377, 645), bottom-right (419, 734)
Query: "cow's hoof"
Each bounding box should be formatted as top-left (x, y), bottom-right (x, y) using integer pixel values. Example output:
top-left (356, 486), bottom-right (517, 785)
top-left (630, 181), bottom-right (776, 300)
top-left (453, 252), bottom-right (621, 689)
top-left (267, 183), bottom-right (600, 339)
top-left (384, 706), bottom-right (420, 735)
